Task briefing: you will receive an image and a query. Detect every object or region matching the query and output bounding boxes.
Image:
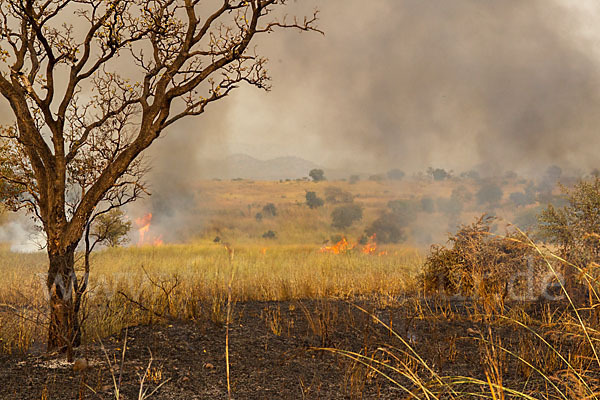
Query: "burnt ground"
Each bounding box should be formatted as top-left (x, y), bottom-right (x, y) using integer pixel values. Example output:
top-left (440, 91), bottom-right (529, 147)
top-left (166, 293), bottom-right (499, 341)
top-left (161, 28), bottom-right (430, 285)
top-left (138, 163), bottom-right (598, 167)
top-left (0, 299), bottom-right (581, 399)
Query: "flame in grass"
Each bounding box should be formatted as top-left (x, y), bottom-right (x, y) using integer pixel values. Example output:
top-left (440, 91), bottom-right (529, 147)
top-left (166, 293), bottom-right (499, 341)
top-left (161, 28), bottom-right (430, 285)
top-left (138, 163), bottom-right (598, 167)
top-left (135, 213), bottom-right (163, 246)
top-left (361, 234), bottom-right (377, 255)
top-left (320, 237), bottom-right (355, 254)
top-left (261, 247), bottom-right (267, 255)
top-left (320, 234), bottom-right (384, 255)
top-left (136, 213), bottom-right (152, 244)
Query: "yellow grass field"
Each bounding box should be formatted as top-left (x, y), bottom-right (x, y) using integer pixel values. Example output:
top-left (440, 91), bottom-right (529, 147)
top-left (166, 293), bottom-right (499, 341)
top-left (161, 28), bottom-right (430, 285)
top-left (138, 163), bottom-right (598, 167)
top-left (0, 241), bottom-right (423, 353)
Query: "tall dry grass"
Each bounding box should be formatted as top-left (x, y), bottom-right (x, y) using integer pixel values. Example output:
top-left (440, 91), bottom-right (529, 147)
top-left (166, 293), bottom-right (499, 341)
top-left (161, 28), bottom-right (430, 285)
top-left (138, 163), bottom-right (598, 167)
top-left (0, 241), bottom-right (422, 353)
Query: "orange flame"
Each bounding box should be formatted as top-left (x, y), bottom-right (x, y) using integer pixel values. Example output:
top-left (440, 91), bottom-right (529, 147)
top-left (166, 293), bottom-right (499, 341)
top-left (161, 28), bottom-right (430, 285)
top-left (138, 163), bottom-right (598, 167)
top-left (361, 234), bottom-right (377, 254)
top-left (261, 247), bottom-right (267, 255)
top-left (135, 213), bottom-right (162, 246)
top-left (320, 237), bottom-right (355, 254)
top-left (320, 234), bottom-right (384, 256)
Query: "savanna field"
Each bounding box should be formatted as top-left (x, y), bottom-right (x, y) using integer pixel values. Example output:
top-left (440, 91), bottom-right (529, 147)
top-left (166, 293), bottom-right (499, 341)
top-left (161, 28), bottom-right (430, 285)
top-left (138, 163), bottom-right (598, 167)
top-left (4, 175), bottom-right (600, 399)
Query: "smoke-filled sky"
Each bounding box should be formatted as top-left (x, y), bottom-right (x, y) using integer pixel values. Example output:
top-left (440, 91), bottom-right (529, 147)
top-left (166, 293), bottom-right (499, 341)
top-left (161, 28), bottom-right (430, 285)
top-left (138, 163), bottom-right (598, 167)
top-left (153, 0), bottom-right (600, 177)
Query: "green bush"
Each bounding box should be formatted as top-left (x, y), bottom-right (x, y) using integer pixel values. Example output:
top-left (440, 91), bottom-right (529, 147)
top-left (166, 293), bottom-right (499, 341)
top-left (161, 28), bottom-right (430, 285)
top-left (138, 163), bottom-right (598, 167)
top-left (365, 213), bottom-right (405, 244)
top-left (331, 204), bottom-right (363, 229)
top-left (91, 208), bottom-right (131, 247)
top-left (428, 167), bottom-right (451, 181)
top-left (262, 203), bottom-right (277, 217)
top-left (324, 186), bottom-right (353, 204)
top-left (309, 169), bottom-right (326, 182)
top-left (262, 230), bottom-right (277, 239)
top-left (305, 191), bottom-right (324, 209)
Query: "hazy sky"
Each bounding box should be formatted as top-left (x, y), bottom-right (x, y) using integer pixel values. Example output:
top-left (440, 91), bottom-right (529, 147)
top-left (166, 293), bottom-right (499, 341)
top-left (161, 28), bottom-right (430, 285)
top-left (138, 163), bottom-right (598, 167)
top-left (152, 0), bottom-right (600, 176)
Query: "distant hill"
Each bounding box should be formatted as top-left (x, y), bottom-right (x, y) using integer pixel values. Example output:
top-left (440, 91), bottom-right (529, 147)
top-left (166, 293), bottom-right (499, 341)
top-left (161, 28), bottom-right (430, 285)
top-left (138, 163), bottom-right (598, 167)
top-left (206, 154), bottom-right (327, 180)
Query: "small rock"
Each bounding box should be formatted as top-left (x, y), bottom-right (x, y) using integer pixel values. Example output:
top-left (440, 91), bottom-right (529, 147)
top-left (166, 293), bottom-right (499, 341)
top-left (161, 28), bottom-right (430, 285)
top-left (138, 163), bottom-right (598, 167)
top-left (203, 362), bottom-right (215, 370)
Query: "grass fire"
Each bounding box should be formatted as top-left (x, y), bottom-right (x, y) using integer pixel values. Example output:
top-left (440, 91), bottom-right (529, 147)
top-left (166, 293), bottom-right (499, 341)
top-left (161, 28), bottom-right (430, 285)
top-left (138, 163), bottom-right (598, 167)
top-left (1, 1), bottom-right (600, 399)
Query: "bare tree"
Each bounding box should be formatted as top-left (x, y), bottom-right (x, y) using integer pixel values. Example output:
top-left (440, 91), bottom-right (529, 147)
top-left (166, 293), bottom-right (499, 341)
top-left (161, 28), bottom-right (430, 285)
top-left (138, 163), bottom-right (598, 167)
top-left (0, 0), bottom-right (319, 353)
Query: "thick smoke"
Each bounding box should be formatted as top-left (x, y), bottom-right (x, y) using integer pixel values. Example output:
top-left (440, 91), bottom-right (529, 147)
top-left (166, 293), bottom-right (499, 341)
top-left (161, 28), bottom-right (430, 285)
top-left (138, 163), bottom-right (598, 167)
top-left (157, 0), bottom-right (600, 174)
top-left (134, 0), bottom-right (600, 242)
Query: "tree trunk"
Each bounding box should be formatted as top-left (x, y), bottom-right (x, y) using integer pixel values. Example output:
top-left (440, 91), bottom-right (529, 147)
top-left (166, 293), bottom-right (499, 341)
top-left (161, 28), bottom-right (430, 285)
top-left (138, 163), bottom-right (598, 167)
top-left (47, 248), bottom-right (78, 358)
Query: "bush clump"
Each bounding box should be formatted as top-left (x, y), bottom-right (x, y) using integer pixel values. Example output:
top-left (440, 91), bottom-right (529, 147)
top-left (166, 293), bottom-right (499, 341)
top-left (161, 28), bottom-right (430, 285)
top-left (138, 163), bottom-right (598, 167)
top-left (324, 186), bottom-right (353, 204)
top-left (476, 182), bottom-right (503, 206)
top-left (262, 230), bottom-right (277, 239)
top-left (262, 203), bottom-right (277, 217)
top-left (428, 167), bottom-right (451, 181)
top-left (331, 204), bottom-right (363, 229)
top-left (365, 214), bottom-right (405, 243)
top-left (305, 191), bottom-right (324, 209)
top-left (309, 169), bottom-right (326, 182)
top-left (422, 215), bottom-right (546, 306)
top-left (538, 178), bottom-right (600, 301)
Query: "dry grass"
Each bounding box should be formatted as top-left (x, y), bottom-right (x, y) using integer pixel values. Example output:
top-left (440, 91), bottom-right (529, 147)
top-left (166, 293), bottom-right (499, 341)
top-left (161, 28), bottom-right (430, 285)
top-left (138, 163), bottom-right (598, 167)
top-left (0, 241), bottom-right (422, 354)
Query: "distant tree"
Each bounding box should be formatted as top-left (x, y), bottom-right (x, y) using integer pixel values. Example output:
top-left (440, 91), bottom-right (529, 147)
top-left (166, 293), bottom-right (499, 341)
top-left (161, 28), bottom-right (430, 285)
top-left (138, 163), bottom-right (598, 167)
top-left (365, 213), bottom-right (405, 243)
top-left (324, 186), bottom-right (353, 204)
top-left (421, 197), bottom-right (435, 213)
top-left (255, 212), bottom-right (263, 222)
top-left (428, 167), bottom-right (451, 181)
top-left (262, 230), bottom-right (277, 239)
top-left (349, 175), bottom-right (360, 184)
top-left (309, 169), bottom-right (326, 182)
top-left (305, 192), bottom-right (325, 209)
top-left (262, 203), bottom-right (277, 217)
top-left (386, 169), bottom-right (405, 181)
top-left (368, 174), bottom-right (385, 182)
top-left (331, 204), bottom-right (363, 229)
top-left (476, 182), bottom-right (504, 206)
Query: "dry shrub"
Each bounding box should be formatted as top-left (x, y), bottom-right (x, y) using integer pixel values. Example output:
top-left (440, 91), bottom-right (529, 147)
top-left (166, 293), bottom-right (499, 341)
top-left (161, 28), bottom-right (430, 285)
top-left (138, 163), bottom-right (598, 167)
top-left (539, 178), bottom-right (600, 304)
top-left (422, 215), bottom-right (546, 306)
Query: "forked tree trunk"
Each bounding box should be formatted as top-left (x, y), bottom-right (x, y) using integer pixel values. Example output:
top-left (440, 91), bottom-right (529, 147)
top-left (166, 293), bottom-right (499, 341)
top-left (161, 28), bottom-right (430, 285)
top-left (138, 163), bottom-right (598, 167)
top-left (47, 248), bottom-right (78, 357)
